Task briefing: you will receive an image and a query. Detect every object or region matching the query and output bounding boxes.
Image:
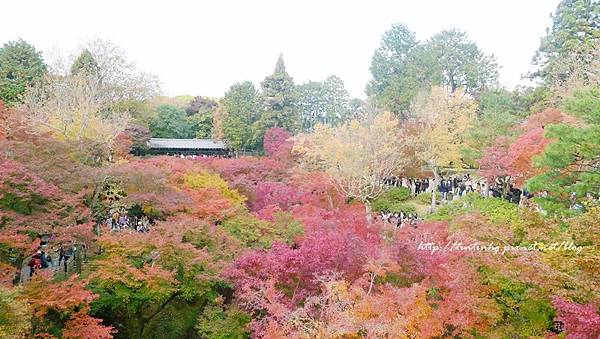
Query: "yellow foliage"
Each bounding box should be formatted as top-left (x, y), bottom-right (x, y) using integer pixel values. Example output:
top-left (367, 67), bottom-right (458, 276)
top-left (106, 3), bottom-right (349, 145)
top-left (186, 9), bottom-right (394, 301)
top-left (0, 286), bottom-right (31, 337)
top-left (211, 103), bottom-right (228, 140)
top-left (535, 206), bottom-right (600, 302)
top-left (24, 74), bottom-right (130, 147)
top-left (183, 171), bottom-right (246, 205)
top-left (294, 111), bottom-right (409, 203)
top-left (413, 86), bottom-right (477, 170)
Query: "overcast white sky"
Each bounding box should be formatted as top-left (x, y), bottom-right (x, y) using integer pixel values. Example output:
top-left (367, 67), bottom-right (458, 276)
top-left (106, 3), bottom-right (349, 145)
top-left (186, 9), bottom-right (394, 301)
top-left (1, 0), bottom-right (560, 98)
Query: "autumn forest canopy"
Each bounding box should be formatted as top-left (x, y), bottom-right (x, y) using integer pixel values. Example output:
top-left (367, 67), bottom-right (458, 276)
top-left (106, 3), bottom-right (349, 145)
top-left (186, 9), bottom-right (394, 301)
top-left (1, 0), bottom-right (600, 338)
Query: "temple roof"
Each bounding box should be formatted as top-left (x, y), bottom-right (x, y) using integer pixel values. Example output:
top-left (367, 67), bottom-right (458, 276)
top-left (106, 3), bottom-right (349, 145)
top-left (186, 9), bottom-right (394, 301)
top-left (148, 138), bottom-right (227, 149)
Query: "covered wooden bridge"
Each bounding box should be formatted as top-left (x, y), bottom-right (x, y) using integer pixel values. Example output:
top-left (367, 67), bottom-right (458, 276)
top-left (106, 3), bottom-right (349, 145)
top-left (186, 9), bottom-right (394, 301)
top-left (147, 138), bottom-right (230, 156)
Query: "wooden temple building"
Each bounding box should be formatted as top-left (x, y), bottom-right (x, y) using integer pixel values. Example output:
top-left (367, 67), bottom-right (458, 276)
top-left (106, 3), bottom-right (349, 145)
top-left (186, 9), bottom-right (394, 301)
top-left (147, 138), bottom-right (230, 156)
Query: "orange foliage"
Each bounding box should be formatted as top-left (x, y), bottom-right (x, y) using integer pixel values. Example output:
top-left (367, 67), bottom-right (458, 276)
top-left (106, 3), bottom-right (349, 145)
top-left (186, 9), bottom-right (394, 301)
top-left (0, 100), bottom-right (6, 140)
top-left (23, 274), bottom-right (97, 318)
top-left (20, 273), bottom-right (114, 337)
top-left (520, 108), bottom-right (582, 131)
top-left (0, 262), bottom-right (16, 287)
top-left (62, 310), bottom-right (116, 339)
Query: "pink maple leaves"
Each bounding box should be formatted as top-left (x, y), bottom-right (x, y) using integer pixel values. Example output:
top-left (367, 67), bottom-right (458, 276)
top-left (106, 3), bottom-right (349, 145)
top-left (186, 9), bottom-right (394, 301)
top-left (0, 158), bottom-right (59, 201)
top-left (552, 297), bottom-right (600, 338)
top-left (263, 127), bottom-right (293, 160)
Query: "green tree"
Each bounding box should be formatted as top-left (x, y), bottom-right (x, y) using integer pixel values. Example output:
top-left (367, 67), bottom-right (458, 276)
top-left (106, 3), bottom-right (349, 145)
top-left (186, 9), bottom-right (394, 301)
top-left (297, 81), bottom-right (326, 132)
top-left (322, 75), bottom-right (350, 125)
top-left (528, 87), bottom-right (600, 199)
top-left (70, 49), bottom-right (99, 76)
top-left (222, 81), bottom-right (260, 153)
top-left (367, 23), bottom-right (418, 97)
top-left (297, 76), bottom-right (350, 131)
top-left (564, 86), bottom-right (600, 124)
top-left (183, 97), bottom-right (216, 139)
top-left (0, 39), bottom-right (47, 106)
top-left (427, 29), bottom-right (499, 95)
top-left (367, 24), bottom-right (424, 117)
top-left (255, 54), bottom-right (299, 138)
top-left (527, 123), bottom-right (600, 199)
top-left (189, 112), bottom-right (213, 138)
top-left (367, 25), bottom-right (496, 117)
top-left (0, 287), bottom-right (31, 338)
top-left (532, 0), bottom-right (600, 85)
top-left (461, 87), bottom-right (525, 165)
top-left (512, 85), bottom-right (554, 116)
top-left (478, 88), bottom-right (519, 117)
top-left (196, 303), bottom-right (250, 339)
top-left (346, 98), bottom-right (367, 122)
top-left (462, 112), bottom-right (520, 166)
top-left (149, 104), bottom-right (195, 138)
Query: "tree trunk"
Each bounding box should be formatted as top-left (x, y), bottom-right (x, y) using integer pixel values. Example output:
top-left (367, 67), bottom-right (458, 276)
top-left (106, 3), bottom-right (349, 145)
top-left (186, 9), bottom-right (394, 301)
top-left (326, 192), bottom-right (334, 210)
top-left (137, 318), bottom-right (145, 339)
top-left (501, 176), bottom-right (511, 199)
top-left (431, 167), bottom-right (440, 211)
top-left (367, 272), bottom-right (376, 296)
top-left (365, 200), bottom-right (373, 225)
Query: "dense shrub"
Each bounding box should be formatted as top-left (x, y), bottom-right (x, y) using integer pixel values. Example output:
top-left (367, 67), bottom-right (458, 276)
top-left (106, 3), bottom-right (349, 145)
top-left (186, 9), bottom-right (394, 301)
top-left (479, 267), bottom-right (555, 337)
top-left (196, 303), bottom-right (251, 339)
top-left (532, 197), bottom-right (580, 217)
top-left (552, 297), bottom-right (600, 337)
top-left (416, 191), bottom-right (441, 204)
top-left (219, 212), bottom-right (302, 248)
top-left (371, 187), bottom-right (415, 213)
top-left (428, 193), bottom-right (520, 226)
top-left (183, 171), bottom-right (247, 206)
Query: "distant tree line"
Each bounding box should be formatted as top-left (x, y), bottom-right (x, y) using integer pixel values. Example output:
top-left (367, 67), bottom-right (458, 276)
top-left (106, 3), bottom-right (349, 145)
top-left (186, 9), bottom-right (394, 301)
top-left (0, 0), bottom-right (597, 158)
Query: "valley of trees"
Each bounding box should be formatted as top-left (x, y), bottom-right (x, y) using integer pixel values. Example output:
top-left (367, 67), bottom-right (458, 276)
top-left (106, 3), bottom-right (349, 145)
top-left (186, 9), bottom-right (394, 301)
top-left (1, 0), bottom-right (599, 337)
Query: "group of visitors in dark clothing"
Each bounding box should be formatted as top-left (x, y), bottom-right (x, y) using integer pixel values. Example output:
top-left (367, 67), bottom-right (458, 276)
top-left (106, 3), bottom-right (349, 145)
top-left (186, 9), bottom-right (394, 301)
top-left (379, 211), bottom-right (420, 228)
top-left (168, 153), bottom-right (230, 159)
top-left (27, 241), bottom-right (78, 277)
top-left (386, 174), bottom-right (527, 205)
top-left (383, 177), bottom-right (430, 195)
top-left (104, 208), bottom-right (151, 232)
top-left (377, 174), bottom-right (542, 228)
top-left (104, 208), bottom-right (150, 233)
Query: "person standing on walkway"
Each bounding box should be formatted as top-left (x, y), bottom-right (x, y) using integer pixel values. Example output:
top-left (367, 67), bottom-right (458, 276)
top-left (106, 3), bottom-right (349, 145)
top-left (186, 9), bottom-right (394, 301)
top-left (40, 250), bottom-right (49, 269)
top-left (62, 243), bottom-right (74, 273)
top-left (45, 251), bottom-right (53, 268)
top-left (28, 251), bottom-right (42, 277)
top-left (57, 245), bottom-right (65, 264)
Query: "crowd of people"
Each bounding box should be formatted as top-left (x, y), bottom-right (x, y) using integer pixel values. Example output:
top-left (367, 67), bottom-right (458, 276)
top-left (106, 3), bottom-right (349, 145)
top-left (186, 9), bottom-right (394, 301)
top-left (379, 211), bottom-right (420, 228)
top-left (56, 242), bottom-right (81, 273)
top-left (104, 208), bottom-right (151, 232)
top-left (382, 172), bottom-right (600, 220)
top-left (377, 174), bottom-right (542, 226)
top-left (27, 250), bottom-right (52, 277)
top-left (384, 174), bottom-right (526, 204)
top-left (26, 241), bottom-right (81, 277)
top-left (166, 153), bottom-right (230, 159)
